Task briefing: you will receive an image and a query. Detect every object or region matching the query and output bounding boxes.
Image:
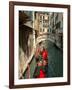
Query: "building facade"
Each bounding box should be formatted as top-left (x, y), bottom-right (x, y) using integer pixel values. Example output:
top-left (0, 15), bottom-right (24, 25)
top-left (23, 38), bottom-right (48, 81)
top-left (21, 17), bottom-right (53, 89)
top-left (34, 12), bottom-right (50, 36)
top-left (49, 12), bottom-right (63, 49)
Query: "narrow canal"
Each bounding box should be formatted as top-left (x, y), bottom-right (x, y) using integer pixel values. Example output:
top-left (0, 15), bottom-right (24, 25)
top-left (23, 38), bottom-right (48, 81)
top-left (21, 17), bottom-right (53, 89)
top-left (46, 40), bottom-right (63, 77)
top-left (33, 40), bottom-right (63, 78)
top-left (23, 40), bottom-right (63, 78)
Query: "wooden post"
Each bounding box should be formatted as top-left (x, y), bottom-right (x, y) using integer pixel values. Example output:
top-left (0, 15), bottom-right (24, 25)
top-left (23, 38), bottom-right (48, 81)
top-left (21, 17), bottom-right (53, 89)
top-left (33, 11), bottom-right (36, 49)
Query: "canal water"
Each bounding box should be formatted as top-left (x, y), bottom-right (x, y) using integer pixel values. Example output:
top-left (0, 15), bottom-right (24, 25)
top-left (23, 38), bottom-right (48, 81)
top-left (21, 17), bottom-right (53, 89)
top-left (44, 40), bottom-right (63, 77)
top-left (33, 40), bottom-right (63, 78)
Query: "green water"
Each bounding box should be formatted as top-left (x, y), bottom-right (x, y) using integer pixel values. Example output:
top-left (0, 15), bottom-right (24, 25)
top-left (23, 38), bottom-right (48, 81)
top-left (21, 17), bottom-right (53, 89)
top-left (46, 40), bottom-right (63, 77)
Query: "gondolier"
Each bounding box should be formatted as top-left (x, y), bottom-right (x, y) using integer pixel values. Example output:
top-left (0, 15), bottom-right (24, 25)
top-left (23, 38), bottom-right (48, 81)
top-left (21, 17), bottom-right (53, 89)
top-left (34, 44), bottom-right (48, 78)
top-left (42, 47), bottom-right (48, 77)
top-left (34, 54), bottom-right (46, 78)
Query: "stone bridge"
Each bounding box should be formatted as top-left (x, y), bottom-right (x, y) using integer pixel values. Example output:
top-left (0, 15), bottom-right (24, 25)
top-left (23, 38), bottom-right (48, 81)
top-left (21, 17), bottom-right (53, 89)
top-left (36, 34), bottom-right (55, 45)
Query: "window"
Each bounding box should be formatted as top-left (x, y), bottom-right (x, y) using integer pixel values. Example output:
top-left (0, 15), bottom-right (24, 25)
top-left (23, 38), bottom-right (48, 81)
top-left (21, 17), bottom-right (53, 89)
top-left (40, 15), bottom-right (42, 20)
top-left (43, 29), bottom-right (45, 32)
top-left (40, 28), bottom-right (42, 32)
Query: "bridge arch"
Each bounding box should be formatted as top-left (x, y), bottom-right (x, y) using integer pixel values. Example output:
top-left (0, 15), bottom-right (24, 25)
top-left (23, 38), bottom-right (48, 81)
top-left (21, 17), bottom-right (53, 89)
top-left (36, 34), bottom-right (55, 45)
